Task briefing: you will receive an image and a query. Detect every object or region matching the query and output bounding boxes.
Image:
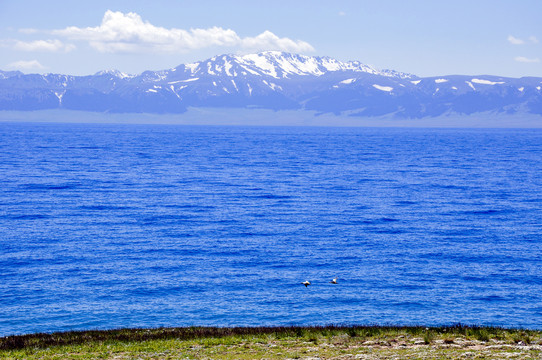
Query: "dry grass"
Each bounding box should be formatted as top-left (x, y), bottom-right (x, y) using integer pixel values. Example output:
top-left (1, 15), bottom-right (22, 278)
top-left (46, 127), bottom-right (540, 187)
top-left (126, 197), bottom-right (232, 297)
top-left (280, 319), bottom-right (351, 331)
top-left (1, 325), bottom-right (541, 359)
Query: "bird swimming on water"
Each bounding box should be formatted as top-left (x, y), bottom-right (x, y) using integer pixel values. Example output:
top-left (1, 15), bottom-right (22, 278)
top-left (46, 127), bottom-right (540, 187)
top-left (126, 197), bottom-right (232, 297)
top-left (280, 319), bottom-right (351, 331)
top-left (330, 277), bottom-right (338, 284)
top-left (302, 281), bottom-right (311, 287)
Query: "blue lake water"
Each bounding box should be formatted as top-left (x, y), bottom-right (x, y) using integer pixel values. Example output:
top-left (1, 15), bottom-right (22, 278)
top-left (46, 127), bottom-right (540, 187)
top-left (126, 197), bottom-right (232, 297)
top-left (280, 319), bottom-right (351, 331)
top-left (0, 122), bottom-right (541, 336)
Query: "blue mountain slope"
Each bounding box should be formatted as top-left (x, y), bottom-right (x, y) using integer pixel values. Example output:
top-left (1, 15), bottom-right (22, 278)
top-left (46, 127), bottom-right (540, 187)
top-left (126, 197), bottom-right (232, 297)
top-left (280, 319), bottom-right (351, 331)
top-left (1, 52), bottom-right (541, 117)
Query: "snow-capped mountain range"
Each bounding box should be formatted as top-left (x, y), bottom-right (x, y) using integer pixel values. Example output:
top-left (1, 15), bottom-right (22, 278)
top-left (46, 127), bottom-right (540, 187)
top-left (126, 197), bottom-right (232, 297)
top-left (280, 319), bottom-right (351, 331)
top-left (1, 51), bottom-right (541, 117)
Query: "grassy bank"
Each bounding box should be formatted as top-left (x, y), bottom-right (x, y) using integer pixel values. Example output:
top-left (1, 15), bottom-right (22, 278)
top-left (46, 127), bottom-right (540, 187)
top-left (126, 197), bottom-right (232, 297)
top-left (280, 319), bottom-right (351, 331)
top-left (1, 325), bottom-right (541, 359)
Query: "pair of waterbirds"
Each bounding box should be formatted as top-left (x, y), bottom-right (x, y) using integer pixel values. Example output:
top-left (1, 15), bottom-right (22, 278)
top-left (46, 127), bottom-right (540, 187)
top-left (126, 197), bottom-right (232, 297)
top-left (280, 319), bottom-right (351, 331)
top-left (302, 278), bottom-right (338, 287)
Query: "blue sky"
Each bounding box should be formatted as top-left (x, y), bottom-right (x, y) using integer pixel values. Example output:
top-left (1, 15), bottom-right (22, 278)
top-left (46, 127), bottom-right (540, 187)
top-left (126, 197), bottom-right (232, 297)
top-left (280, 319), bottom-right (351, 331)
top-left (0, 0), bottom-right (540, 77)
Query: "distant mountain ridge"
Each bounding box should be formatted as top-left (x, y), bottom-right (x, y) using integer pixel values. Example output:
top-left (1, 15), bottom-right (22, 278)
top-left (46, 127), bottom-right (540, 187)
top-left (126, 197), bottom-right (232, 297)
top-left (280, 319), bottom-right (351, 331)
top-left (1, 51), bottom-right (541, 118)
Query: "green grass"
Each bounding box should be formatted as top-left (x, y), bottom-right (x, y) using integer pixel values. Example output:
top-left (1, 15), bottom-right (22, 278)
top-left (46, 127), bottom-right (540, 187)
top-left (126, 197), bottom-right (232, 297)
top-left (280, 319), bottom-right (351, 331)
top-left (1, 325), bottom-right (541, 359)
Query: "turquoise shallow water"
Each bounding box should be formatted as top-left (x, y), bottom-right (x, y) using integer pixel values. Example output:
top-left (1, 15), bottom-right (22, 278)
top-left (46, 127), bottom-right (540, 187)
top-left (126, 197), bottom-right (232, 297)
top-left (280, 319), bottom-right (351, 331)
top-left (0, 122), bottom-right (541, 335)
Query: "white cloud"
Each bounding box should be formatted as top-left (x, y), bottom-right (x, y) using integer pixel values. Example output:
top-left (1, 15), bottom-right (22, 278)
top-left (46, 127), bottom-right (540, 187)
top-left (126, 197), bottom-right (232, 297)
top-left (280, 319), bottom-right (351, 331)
top-left (508, 35), bottom-right (525, 45)
top-left (338, 11), bottom-right (346, 16)
top-left (52, 10), bottom-right (314, 54)
top-left (6, 60), bottom-right (45, 71)
top-left (515, 56), bottom-right (540, 63)
top-left (508, 35), bottom-right (540, 45)
top-left (14, 39), bottom-right (75, 52)
top-left (240, 30), bottom-right (314, 53)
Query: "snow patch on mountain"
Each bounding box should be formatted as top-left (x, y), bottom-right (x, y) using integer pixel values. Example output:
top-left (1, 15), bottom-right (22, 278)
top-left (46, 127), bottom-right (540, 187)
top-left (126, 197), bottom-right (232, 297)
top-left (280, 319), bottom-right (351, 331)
top-left (471, 78), bottom-right (505, 85)
top-left (164, 78), bottom-right (196, 85)
top-left (54, 91), bottom-right (65, 105)
top-left (185, 63), bottom-right (199, 74)
top-left (206, 62), bottom-right (217, 76)
top-left (274, 54), bottom-right (323, 76)
top-left (224, 59), bottom-right (234, 76)
top-left (263, 79), bottom-right (282, 91)
top-left (240, 53), bottom-right (279, 78)
top-left (169, 85), bottom-right (182, 99)
top-left (373, 84), bottom-right (393, 92)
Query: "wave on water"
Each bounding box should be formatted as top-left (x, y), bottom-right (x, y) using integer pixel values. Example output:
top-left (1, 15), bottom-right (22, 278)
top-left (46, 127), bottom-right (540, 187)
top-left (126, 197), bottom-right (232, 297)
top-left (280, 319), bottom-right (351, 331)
top-left (1, 123), bottom-right (541, 335)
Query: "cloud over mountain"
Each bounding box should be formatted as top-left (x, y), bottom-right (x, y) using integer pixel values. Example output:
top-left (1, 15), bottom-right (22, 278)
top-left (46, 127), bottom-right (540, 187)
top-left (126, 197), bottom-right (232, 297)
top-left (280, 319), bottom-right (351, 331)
top-left (51, 10), bottom-right (314, 54)
top-left (6, 60), bottom-right (45, 70)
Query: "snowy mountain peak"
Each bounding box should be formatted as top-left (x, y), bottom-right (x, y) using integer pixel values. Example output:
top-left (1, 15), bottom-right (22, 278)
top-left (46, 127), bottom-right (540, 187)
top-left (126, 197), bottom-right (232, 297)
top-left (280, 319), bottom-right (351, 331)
top-left (235, 51), bottom-right (415, 79)
top-left (172, 52), bottom-right (415, 79)
top-left (94, 69), bottom-right (134, 79)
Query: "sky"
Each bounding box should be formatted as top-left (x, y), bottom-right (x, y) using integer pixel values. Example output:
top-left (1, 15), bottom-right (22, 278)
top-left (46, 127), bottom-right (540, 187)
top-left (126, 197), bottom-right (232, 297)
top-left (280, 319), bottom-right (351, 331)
top-left (0, 0), bottom-right (541, 78)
